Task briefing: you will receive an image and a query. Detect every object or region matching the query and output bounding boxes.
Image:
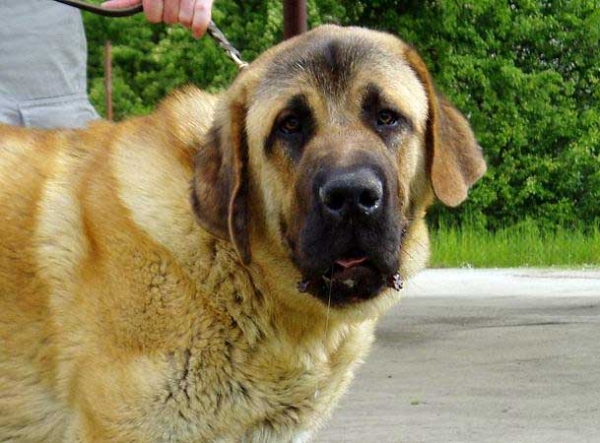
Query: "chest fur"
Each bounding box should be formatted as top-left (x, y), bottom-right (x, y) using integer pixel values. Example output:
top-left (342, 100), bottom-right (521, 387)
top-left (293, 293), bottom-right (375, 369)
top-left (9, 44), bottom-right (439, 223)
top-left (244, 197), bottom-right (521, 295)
top-left (120, 318), bottom-right (371, 442)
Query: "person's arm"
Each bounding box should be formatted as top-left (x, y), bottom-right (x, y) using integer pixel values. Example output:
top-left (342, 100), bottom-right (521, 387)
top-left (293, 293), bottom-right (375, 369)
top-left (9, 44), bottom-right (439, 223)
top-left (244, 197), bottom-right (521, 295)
top-left (101, 0), bottom-right (214, 38)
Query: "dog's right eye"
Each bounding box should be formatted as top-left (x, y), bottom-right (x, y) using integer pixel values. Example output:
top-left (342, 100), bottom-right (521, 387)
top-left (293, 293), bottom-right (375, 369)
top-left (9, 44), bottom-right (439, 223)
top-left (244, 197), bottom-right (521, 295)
top-left (278, 113), bottom-right (303, 135)
top-left (265, 94), bottom-right (315, 162)
top-left (376, 110), bottom-right (399, 127)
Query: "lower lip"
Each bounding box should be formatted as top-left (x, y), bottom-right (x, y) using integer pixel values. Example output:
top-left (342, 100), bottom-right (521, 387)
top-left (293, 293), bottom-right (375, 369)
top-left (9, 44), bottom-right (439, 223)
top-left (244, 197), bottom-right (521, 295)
top-left (335, 257), bottom-right (368, 269)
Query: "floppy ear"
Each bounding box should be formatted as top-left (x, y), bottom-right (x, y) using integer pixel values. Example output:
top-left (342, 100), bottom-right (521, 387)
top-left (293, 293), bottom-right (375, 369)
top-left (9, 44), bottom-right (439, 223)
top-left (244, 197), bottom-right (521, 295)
top-left (191, 93), bottom-right (251, 265)
top-left (405, 47), bottom-right (487, 207)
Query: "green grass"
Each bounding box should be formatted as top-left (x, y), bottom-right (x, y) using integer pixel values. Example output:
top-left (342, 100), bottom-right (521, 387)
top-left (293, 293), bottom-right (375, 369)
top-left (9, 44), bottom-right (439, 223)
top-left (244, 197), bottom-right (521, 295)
top-left (430, 221), bottom-right (600, 268)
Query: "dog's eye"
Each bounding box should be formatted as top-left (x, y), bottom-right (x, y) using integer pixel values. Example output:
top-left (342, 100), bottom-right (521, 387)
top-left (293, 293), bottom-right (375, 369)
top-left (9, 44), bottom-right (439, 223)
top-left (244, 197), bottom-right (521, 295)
top-left (376, 110), bottom-right (399, 127)
top-left (278, 114), bottom-right (302, 134)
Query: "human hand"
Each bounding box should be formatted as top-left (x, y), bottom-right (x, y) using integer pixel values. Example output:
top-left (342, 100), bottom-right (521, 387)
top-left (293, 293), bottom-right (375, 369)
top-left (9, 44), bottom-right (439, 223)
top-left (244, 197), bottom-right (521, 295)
top-left (101, 0), bottom-right (214, 38)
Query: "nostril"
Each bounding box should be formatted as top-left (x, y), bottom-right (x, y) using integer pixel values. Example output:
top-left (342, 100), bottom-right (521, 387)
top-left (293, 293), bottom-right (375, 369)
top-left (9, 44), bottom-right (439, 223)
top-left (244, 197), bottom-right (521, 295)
top-left (325, 190), bottom-right (346, 212)
top-left (359, 188), bottom-right (381, 209)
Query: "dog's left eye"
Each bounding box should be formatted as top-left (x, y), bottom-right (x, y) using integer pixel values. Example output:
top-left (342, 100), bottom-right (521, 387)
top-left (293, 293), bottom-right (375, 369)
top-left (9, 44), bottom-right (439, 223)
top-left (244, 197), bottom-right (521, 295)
top-left (278, 114), bottom-right (302, 134)
top-left (376, 109), bottom-right (399, 127)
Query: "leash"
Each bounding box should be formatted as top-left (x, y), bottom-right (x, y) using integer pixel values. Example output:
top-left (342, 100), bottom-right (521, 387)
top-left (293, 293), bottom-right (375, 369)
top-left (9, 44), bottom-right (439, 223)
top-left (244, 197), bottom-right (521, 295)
top-left (51, 0), bottom-right (249, 69)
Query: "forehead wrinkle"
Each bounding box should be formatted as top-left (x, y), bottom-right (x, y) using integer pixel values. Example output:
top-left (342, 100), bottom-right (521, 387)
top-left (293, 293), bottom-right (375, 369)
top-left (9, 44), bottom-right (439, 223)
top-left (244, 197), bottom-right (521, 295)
top-left (321, 95), bottom-right (353, 128)
top-left (261, 36), bottom-right (380, 98)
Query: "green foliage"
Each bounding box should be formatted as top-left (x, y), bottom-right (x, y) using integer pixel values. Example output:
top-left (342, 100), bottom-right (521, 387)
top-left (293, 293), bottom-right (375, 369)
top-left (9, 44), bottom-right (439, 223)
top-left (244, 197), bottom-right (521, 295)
top-left (430, 219), bottom-right (600, 268)
top-left (84, 0), bottom-right (600, 230)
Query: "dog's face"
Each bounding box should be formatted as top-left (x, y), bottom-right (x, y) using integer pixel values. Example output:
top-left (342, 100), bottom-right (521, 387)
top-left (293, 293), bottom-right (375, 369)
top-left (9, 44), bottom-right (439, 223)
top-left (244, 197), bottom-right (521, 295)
top-left (192, 26), bottom-right (485, 310)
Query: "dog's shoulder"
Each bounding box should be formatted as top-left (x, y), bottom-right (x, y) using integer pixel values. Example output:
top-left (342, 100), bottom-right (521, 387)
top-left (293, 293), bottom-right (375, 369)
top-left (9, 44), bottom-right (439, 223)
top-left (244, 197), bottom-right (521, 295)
top-left (155, 85), bottom-right (219, 150)
top-left (109, 86), bottom-right (216, 247)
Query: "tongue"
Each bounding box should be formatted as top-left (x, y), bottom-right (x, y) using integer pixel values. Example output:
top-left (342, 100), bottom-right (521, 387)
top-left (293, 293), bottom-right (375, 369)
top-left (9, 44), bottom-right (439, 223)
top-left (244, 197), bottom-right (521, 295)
top-left (335, 257), bottom-right (368, 269)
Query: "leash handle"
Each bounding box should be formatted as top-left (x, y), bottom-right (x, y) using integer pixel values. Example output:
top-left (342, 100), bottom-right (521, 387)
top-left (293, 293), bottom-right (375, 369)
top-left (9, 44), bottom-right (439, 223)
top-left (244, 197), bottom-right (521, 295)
top-left (52, 0), bottom-right (143, 17)
top-left (51, 0), bottom-right (248, 69)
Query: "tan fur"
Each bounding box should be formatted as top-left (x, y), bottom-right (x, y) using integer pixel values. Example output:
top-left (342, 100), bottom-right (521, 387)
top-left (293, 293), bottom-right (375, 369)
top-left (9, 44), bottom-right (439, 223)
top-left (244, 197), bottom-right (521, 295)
top-left (0, 26), bottom-right (485, 442)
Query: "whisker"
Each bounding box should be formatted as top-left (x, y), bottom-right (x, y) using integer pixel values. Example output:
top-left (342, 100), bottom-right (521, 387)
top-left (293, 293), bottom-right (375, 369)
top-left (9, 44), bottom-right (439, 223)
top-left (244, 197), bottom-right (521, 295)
top-left (316, 239), bottom-right (335, 401)
top-left (400, 244), bottom-right (418, 263)
top-left (324, 266), bottom-right (333, 339)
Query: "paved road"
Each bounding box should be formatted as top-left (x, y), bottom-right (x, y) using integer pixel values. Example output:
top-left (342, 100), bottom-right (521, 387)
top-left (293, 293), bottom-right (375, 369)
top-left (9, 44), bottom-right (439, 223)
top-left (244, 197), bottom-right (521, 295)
top-left (316, 269), bottom-right (600, 443)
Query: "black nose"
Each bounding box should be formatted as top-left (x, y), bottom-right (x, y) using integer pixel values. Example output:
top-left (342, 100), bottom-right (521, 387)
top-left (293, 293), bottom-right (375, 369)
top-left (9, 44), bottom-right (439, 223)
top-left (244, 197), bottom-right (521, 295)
top-left (318, 168), bottom-right (384, 221)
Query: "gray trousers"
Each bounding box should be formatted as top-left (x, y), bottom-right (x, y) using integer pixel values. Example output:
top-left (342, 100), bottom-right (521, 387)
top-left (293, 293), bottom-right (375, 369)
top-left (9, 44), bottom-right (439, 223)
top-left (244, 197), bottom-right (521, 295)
top-left (0, 0), bottom-right (99, 128)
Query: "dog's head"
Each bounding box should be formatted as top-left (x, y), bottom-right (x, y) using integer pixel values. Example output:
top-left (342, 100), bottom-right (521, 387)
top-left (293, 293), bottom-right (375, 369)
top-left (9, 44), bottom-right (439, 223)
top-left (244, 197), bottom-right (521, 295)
top-left (192, 26), bottom-right (485, 311)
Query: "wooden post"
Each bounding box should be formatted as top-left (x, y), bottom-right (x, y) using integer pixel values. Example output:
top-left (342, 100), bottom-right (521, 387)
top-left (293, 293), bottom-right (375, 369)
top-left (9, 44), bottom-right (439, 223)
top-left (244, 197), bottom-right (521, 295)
top-left (283, 0), bottom-right (307, 40)
top-left (104, 41), bottom-right (113, 121)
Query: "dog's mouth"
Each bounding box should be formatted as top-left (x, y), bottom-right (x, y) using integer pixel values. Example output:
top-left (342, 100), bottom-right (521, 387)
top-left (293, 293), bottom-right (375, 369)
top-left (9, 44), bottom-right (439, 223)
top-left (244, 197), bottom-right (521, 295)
top-left (297, 249), bottom-right (402, 306)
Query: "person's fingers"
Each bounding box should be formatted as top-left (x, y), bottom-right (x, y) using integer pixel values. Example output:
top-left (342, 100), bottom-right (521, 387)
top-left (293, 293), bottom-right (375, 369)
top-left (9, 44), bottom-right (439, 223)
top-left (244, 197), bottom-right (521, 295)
top-left (178, 0), bottom-right (195, 29)
top-left (142, 0), bottom-right (163, 23)
top-left (104, 0), bottom-right (213, 38)
top-left (101, 0), bottom-right (142, 8)
top-left (162, 0), bottom-right (180, 25)
top-left (191, 0), bottom-right (213, 38)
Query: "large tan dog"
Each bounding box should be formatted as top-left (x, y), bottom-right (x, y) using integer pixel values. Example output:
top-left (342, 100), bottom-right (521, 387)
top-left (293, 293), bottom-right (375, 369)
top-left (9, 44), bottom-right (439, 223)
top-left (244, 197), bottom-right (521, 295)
top-left (0, 26), bottom-right (485, 442)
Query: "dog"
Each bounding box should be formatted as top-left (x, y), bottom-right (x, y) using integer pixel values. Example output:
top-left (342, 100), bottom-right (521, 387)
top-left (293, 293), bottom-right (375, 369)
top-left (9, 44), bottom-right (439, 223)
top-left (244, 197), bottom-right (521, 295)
top-left (0, 25), bottom-right (485, 442)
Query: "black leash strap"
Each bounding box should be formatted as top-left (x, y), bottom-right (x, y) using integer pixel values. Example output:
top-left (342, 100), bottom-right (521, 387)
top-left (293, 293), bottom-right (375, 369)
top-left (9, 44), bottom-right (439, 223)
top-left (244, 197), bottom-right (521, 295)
top-left (51, 0), bottom-right (249, 69)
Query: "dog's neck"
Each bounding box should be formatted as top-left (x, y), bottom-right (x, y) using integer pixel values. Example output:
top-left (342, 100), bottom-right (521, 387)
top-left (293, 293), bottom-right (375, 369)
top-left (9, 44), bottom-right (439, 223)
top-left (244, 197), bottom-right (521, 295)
top-left (195, 237), bottom-right (374, 356)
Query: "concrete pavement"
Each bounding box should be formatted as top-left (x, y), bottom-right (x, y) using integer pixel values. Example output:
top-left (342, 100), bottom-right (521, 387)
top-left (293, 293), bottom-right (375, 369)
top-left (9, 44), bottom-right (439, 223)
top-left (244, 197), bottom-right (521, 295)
top-left (316, 269), bottom-right (600, 443)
